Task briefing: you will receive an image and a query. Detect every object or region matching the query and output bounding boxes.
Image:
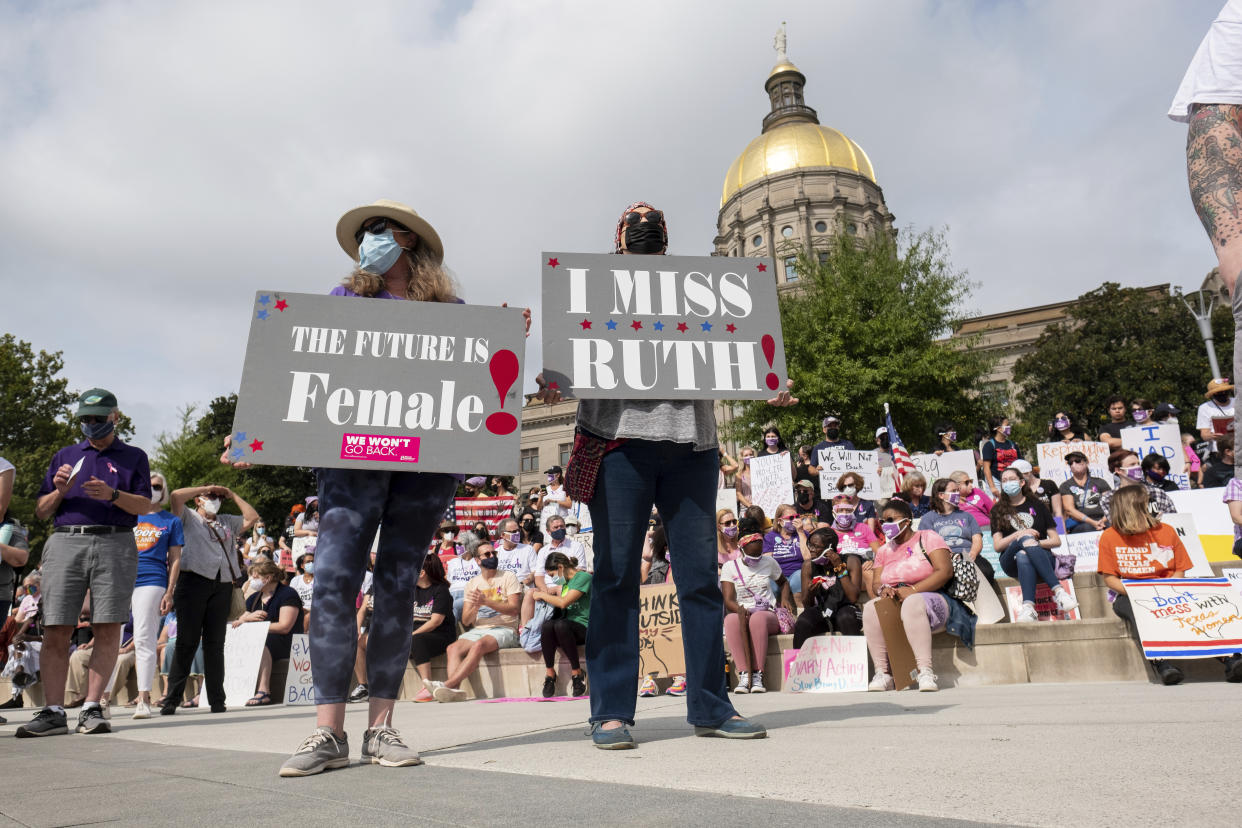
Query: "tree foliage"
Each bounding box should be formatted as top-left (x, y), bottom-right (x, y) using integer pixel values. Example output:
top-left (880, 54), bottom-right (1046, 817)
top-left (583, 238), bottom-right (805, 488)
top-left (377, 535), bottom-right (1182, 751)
top-left (726, 227), bottom-right (994, 452)
top-left (1011, 282), bottom-right (1234, 449)
top-left (152, 394), bottom-right (316, 532)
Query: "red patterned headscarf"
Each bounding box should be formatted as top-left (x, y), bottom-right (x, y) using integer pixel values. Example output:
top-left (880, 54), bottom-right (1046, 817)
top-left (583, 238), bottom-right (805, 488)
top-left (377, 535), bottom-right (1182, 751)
top-left (613, 200), bottom-right (669, 253)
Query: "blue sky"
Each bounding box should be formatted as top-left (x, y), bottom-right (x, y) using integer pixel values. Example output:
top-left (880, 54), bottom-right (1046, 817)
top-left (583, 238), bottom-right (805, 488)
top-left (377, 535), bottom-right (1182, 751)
top-left (0, 0), bottom-right (1225, 451)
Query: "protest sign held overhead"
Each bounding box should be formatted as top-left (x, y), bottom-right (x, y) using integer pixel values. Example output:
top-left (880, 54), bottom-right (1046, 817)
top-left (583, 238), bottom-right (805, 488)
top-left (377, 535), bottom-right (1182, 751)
top-left (540, 252), bottom-right (788, 399)
top-left (230, 292), bottom-right (526, 474)
top-left (1121, 423), bottom-right (1188, 489)
top-left (817, 449), bottom-right (881, 499)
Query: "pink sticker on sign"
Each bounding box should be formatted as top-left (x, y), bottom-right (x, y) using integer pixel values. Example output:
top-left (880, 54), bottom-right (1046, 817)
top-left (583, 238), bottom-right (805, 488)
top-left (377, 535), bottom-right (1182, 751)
top-left (339, 433), bottom-right (420, 463)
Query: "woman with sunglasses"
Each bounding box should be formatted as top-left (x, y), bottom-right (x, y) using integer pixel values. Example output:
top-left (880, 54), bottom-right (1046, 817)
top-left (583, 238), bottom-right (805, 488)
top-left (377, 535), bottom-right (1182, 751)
top-left (408, 555), bottom-right (457, 703)
top-left (537, 202), bottom-right (796, 748)
top-left (269, 200), bottom-right (530, 776)
top-left (716, 508), bottom-right (741, 568)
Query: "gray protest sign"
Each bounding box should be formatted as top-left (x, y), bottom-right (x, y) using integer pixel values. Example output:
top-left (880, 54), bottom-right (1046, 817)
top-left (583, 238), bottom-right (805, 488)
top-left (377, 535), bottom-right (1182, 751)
top-left (539, 252), bottom-right (788, 399)
top-left (229, 291), bottom-right (525, 474)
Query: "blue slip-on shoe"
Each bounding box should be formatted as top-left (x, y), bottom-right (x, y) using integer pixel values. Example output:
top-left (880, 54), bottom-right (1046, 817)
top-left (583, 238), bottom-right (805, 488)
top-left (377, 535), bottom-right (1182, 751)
top-left (694, 716), bottom-right (768, 739)
top-left (588, 722), bottom-right (636, 750)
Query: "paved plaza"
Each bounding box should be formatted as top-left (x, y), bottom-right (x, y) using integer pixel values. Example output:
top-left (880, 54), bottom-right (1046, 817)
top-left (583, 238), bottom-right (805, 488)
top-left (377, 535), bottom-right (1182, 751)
top-left (1, 679), bottom-right (1236, 826)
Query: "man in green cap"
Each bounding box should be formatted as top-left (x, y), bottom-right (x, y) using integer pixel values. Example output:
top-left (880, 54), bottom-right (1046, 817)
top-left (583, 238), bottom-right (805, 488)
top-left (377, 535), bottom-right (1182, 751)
top-left (16, 389), bottom-right (152, 738)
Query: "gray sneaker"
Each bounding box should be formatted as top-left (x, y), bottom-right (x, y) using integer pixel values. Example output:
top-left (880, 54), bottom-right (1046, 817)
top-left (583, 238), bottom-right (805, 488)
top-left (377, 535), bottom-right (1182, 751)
top-left (361, 726), bottom-right (423, 767)
top-left (279, 726), bottom-right (350, 777)
top-left (15, 707), bottom-right (68, 738)
top-left (76, 707), bottom-right (111, 734)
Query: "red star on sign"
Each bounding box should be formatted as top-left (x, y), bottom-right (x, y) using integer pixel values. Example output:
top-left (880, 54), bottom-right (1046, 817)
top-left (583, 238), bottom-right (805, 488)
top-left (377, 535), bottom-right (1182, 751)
top-left (756, 263), bottom-right (767, 272)
top-left (676, 322), bottom-right (688, 332)
top-left (726, 323), bottom-right (737, 333)
top-left (549, 382), bottom-right (559, 389)
top-left (274, 299), bottom-right (288, 311)
top-left (249, 439), bottom-right (264, 452)
top-left (630, 320), bottom-right (642, 330)
top-left (580, 319), bottom-right (592, 329)
top-left (547, 257), bottom-right (559, 268)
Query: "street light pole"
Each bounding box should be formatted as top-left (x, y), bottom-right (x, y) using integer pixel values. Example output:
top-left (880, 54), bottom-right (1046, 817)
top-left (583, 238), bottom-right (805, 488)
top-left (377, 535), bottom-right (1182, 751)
top-left (1181, 289), bottom-right (1223, 380)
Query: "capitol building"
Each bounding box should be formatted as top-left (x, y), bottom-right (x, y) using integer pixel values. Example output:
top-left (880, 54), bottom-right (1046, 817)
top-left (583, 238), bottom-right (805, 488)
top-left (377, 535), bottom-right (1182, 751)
top-left (516, 35), bottom-right (896, 491)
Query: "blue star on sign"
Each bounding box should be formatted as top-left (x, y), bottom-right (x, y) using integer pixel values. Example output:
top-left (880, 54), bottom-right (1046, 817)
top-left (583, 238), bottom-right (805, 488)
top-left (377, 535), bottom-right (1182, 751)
top-left (652, 321), bottom-right (664, 331)
top-left (258, 294), bottom-right (271, 305)
top-left (234, 432), bottom-right (246, 443)
top-left (257, 309), bottom-right (270, 320)
top-left (230, 447), bottom-right (244, 461)
top-left (700, 321), bottom-right (712, 331)
top-left (605, 319), bottom-right (618, 330)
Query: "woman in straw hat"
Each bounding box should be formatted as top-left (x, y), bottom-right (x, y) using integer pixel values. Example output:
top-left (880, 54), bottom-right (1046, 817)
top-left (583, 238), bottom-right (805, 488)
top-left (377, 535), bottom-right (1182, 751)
top-left (270, 200), bottom-right (528, 777)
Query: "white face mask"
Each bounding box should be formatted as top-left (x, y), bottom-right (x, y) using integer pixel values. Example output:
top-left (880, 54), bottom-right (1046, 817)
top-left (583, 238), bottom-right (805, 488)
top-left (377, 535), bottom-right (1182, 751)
top-left (442, 532), bottom-right (455, 543)
top-left (841, 486), bottom-right (857, 497)
top-left (202, 498), bottom-right (221, 515)
top-left (566, 526), bottom-right (578, 536)
top-left (248, 577), bottom-right (264, 591)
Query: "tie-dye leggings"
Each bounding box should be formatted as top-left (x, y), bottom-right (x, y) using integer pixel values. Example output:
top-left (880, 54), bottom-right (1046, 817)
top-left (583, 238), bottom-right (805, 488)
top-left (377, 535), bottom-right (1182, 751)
top-left (311, 467), bottom-right (457, 704)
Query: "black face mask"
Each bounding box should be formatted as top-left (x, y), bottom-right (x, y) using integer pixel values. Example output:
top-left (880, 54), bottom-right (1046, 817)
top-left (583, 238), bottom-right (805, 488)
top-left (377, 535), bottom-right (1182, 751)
top-left (624, 222), bottom-right (664, 254)
top-left (825, 428), bottom-right (840, 440)
top-left (1214, 393), bottom-right (1232, 405)
top-left (797, 490), bottom-right (812, 503)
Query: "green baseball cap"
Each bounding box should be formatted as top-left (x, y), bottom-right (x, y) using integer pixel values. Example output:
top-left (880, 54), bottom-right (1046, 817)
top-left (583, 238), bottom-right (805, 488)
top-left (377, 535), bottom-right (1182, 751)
top-left (76, 388), bottom-right (117, 417)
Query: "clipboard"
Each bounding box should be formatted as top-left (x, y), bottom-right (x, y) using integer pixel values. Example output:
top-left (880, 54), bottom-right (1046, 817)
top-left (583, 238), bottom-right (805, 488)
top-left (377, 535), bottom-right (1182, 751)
top-left (873, 596), bottom-right (919, 690)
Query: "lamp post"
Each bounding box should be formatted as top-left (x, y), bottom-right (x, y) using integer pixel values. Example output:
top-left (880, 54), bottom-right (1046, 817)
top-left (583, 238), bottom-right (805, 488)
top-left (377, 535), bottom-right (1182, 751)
top-left (1181, 289), bottom-right (1223, 380)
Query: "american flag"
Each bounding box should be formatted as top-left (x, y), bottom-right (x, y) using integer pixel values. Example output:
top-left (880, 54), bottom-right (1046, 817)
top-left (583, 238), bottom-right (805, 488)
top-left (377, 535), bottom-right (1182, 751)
top-left (450, 496), bottom-right (517, 535)
top-left (884, 403), bottom-right (916, 487)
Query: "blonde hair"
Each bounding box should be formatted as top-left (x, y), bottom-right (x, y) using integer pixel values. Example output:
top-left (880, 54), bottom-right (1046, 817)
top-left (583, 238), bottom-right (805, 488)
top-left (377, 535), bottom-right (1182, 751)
top-left (1110, 485), bottom-right (1158, 536)
top-left (340, 245), bottom-right (459, 303)
top-left (900, 471), bottom-right (927, 495)
top-left (949, 470), bottom-right (973, 487)
top-left (249, 560), bottom-right (282, 580)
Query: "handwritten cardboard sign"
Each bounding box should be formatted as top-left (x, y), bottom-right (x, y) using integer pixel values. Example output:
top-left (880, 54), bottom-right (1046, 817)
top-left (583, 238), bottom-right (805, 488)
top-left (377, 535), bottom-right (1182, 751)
top-left (1063, 530), bottom-right (1103, 573)
top-left (1036, 441), bottom-right (1111, 483)
top-left (783, 635), bottom-right (868, 692)
top-left (1004, 580), bottom-right (1080, 622)
top-left (638, 583), bottom-right (685, 678)
top-left (911, 450), bottom-right (975, 486)
top-left (230, 291), bottom-right (526, 474)
top-left (199, 621), bottom-right (269, 708)
top-left (539, 252), bottom-right (788, 399)
top-left (1121, 423), bottom-right (1188, 490)
top-left (1124, 577), bottom-right (1242, 658)
top-left (751, 452), bottom-right (794, 517)
top-left (817, 449), bottom-right (880, 500)
top-left (282, 634), bottom-right (313, 705)
top-left (872, 597), bottom-right (918, 689)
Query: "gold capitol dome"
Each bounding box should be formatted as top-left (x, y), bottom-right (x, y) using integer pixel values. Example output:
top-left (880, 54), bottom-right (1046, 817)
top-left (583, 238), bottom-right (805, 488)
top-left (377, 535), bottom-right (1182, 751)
top-left (721, 29), bottom-right (876, 206)
top-left (713, 24), bottom-right (892, 268)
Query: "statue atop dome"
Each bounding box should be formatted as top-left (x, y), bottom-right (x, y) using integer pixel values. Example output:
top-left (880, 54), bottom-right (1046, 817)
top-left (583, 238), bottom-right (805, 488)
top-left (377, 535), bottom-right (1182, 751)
top-left (773, 22), bottom-right (788, 62)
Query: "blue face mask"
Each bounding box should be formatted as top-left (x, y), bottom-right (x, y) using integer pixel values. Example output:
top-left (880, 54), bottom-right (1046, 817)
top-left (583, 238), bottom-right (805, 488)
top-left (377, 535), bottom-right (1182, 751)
top-left (1001, 480), bottom-right (1023, 496)
top-left (357, 230), bottom-right (404, 276)
top-left (81, 420), bottom-right (115, 441)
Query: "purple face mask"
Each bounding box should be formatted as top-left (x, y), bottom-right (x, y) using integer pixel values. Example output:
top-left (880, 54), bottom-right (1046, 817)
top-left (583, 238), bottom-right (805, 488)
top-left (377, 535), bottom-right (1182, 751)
top-left (1132, 410), bottom-right (1150, 424)
top-left (765, 436), bottom-right (779, 446)
top-left (1053, 418), bottom-right (1070, 430)
top-left (833, 512), bottom-right (856, 530)
top-left (741, 551), bottom-right (764, 567)
top-left (721, 525), bottom-right (738, 538)
top-left (782, 519), bottom-right (796, 532)
top-left (880, 520), bottom-right (905, 540)
top-left (947, 491), bottom-right (961, 506)
top-left (1000, 425), bottom-right (1012, 436)
top-left (1124, 466), bottom-right (1145, 481)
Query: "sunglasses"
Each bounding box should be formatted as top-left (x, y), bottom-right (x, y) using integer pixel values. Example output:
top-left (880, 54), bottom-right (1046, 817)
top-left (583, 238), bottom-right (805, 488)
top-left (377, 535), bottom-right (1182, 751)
top-left (79, 415), bottom-right (108, 424)
top-left (623, 210), bottom-right (663, 226)
top-left (355, 217), bottom-right (412, 244)
top-left (719, 519), bottom-right (737, 527)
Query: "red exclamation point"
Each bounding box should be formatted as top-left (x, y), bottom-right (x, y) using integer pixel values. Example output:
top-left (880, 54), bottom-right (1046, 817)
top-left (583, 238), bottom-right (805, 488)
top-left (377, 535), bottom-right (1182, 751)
top-left (761, 334), bottom-right (778, 390)
top-left (484, 349), bottom-right (520, 435)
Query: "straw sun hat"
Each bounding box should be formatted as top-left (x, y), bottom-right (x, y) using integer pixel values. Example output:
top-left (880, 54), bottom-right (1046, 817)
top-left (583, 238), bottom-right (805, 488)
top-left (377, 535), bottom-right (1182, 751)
top-left (335, 199), bottom-right (444, 264)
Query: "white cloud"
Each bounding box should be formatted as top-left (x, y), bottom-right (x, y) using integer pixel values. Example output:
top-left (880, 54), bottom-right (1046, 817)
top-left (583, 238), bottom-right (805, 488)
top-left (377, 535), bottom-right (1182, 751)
top-left (0, 0), bottom-right (1224, 451)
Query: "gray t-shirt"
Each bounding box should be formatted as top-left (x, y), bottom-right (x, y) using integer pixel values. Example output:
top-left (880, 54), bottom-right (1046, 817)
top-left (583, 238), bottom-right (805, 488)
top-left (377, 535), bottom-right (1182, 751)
top-left (0, 519), bottom-right (27, 593)
top-left (180, 508), bottom-right (245, 583)
top-left (917, 510), bottom-right (981, 557)
top-left (576, 399), bottom-right (716, 451)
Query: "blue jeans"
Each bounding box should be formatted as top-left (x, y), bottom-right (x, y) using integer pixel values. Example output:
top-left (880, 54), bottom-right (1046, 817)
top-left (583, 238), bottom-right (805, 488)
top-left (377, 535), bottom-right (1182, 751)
top-left (311, 467), bottom-right (457, 704)
top-left (998, 535), bottom-right (1059, 603)
top-left (586, 441), bottom-right (737, 728)
top-left (772, 569), bottom-right (801, 598)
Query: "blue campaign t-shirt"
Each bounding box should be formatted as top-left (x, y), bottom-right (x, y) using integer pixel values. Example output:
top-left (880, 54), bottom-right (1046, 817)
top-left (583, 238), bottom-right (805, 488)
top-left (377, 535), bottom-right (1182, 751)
top-left (133, 511), bottom-right (185, 589)
top-left (918, 510), bottom-right (981, 557)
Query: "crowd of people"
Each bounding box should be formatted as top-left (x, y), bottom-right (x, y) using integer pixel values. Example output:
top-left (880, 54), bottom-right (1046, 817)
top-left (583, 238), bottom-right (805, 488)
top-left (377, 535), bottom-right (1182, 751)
top-left (3, 195), bottom-right (1240, 774)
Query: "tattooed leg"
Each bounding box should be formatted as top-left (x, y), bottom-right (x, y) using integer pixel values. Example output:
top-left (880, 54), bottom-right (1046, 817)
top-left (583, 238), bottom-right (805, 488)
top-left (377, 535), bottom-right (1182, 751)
top-left (1187, 103), bottom-right (1242, 294)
